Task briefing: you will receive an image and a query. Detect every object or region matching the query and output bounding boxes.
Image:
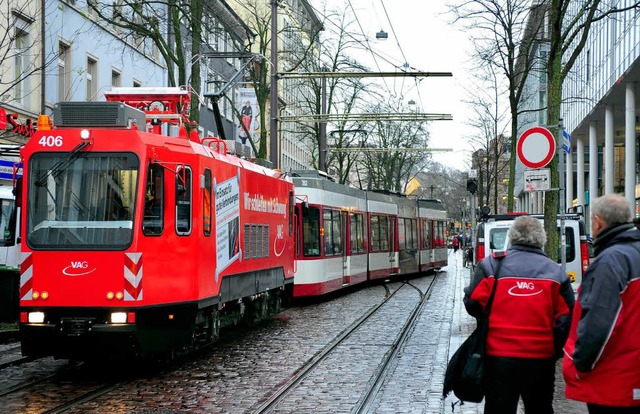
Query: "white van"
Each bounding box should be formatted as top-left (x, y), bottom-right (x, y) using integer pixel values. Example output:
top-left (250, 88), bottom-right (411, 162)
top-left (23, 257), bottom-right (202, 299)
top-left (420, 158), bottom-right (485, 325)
top-left (474, 214), bottom-right (590, 290)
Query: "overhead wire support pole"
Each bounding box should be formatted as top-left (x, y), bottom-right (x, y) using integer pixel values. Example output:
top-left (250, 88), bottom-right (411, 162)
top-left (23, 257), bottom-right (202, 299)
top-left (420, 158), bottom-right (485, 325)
top-left (277, 71), bottom-right (453, 79)
top-left (277, 70), bottom-right (452, 171)
top-left (329, 147), bottom-right (452, 153)
top-left (279, 113), bottom-right (453, 122)
top-left (270, 0), bottom-right (279, 169)
top-left (558, 118), bottom-right (567, 275)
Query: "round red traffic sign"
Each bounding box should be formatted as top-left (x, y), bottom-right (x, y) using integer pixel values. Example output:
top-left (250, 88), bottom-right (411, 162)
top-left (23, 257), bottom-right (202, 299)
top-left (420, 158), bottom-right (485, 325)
top-left (517, 126), bottom-right (556, 169)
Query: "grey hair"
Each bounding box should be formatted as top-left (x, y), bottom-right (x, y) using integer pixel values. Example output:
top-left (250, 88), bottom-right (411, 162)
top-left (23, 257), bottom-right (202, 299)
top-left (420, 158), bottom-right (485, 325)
top-left (508, 215), bottom-right (546, 248)
top-left (591, 194), bottom-right (632, 226)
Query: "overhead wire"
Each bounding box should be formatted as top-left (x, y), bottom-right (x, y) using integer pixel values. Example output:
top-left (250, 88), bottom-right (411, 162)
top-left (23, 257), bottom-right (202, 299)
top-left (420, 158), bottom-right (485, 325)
top-left (379, 0), bottom-right (408, 93)
top-left (344, 0), bottom-right (393, 97)
top-left (303, 0), bottom-right (428, 106)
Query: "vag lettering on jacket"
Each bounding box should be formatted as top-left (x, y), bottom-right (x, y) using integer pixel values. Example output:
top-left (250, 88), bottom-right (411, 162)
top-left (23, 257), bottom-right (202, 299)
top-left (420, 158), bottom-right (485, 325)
top-left (508, 281), bottom-right (543, 296)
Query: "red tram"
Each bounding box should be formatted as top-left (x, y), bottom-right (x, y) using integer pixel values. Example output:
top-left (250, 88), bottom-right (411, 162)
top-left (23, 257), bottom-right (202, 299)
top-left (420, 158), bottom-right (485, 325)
top-left (18, 88), bottom-right (294, 359)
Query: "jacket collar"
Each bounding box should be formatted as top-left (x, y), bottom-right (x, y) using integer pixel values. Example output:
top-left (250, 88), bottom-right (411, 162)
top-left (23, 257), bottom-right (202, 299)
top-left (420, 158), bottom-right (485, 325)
top-left (508, 243), bottom-right (547, 256)
top-left (593, 222), bottom-right (638, 255)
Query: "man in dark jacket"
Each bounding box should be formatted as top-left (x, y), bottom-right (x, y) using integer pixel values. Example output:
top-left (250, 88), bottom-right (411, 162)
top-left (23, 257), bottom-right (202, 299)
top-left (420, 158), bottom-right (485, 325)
top-left (464, 215), bottom-right (574, 414)
top-left (563, 194), bottom-right (640, 413)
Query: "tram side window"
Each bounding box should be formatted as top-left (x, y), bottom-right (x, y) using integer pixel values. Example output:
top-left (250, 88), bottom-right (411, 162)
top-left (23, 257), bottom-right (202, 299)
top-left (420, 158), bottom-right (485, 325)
top-left (175, 165), bottom-right (192, 235)
top-left (350, 212), bottom-right (365, 253)
top-left (422, 220), bottom-right (431, 249)
top-left (407, 218), bottom-right (417, 250)
top-left (437, 221), bottom-right (446, 247)
top-left (370, 214), bottom-right (389, 252)
top-left (324, 208), bottom-right (342, 256)
top-left (143, 163), bottom-right (164, 236)
top-left (370, 215), bottom-right (380, 251)
top-left (203, 169), bottom-right (212, 236)
top-left (302, 206), bottom-right (320, 257)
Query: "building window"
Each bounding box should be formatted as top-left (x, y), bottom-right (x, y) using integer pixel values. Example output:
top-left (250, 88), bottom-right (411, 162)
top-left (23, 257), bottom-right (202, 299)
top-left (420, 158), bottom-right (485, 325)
top-left (112, 69), bottom-right (121, 87)
top-left (86, 57), bottom-right (97, 100)
top-left (14, 29), bottom-right (28, 104)
top-left (58, 42), bottom-right (71, 102)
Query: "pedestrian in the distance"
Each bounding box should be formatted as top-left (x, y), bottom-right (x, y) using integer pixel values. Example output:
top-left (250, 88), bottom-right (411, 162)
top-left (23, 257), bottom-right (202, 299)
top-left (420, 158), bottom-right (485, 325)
top-left (464, 215), bottom-right (574, 414)
top-left (563, 194), bottom-right (640, 414)
top-left (452, 235), bottom-right (459, 253)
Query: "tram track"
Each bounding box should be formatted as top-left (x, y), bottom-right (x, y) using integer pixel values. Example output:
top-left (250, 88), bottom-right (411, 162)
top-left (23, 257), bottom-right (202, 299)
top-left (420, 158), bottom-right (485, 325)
top-left (252, 275), bottom-right (437, 413)
top-left (0, 343), bottom-right (37, 371)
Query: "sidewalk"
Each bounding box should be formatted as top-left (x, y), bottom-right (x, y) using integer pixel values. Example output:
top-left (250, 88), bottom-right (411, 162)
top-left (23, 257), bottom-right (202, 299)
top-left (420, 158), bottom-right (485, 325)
top-left (444, 249), bottom-right (492, 413)
top-left (444, 249), bottom-right (587, 414)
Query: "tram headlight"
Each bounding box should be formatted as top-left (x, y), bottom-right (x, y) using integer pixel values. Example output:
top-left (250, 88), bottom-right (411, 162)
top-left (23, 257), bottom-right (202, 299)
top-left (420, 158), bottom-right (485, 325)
top-left (110, 312), bottom-right (127, 324)
top-left (28, 312), bottom-right (45, 324)
top-left (80, 129), bottom-right (91, 140)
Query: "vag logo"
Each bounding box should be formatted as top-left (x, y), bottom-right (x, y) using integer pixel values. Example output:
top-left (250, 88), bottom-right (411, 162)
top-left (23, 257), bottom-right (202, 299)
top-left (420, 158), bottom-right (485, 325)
top-left (62, 261), bottom-right (96, 276)
top-left (71, 261), bottom-right (88, 269)
top-left (516, 281), bottom-right (535, 290)
top-left (508, 281), bottom-right (543, 297)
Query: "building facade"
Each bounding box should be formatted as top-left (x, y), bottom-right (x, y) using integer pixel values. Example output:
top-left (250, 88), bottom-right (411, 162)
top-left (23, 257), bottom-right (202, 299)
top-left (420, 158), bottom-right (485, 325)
top-left (516, 1), bottom-right (640, 225)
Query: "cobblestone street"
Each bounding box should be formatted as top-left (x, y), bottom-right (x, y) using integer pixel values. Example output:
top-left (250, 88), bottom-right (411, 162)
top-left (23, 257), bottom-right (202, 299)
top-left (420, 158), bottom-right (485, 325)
top-left (0, 249), bottom-right (590, 414)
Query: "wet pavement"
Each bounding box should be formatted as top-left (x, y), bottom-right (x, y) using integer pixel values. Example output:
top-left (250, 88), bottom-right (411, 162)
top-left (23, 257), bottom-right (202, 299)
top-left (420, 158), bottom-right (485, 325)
top-left (0, 249), bottom-right (589, 413)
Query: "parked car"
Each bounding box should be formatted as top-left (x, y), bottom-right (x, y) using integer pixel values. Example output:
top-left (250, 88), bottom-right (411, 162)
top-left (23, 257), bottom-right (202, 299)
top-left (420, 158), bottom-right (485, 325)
top-left (474, 213), bottom-right (590, 291)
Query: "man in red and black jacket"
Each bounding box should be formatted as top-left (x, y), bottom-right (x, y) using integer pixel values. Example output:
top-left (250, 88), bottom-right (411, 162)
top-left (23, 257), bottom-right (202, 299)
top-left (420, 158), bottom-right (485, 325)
top-left (464, 215), bottom-right (575, 414)
top-left (563, 194), bottom-right (640, 414)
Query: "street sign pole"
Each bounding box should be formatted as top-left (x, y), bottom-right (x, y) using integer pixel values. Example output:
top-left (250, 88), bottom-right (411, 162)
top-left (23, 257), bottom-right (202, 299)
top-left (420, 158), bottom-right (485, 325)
top-left (558, 118), bottom-right (566, 274)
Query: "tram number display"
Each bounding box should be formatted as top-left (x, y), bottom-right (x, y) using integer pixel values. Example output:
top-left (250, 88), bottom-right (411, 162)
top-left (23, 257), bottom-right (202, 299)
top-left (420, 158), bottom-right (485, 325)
top-left (38, 136), bottom-right (64, 147)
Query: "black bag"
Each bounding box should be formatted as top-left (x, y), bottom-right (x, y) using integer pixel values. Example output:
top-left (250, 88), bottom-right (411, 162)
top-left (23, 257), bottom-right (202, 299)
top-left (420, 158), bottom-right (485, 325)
top-left (442, 258), bottom-right (503, 403)
top-left (442, 318), bottom-right (489, 402)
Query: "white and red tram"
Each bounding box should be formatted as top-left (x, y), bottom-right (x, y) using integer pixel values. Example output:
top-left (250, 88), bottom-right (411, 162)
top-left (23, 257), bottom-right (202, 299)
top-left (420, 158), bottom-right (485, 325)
top-left (292, 171), bottom-right (449, 298)
top-left (292, 170), bottom-right (369, 296)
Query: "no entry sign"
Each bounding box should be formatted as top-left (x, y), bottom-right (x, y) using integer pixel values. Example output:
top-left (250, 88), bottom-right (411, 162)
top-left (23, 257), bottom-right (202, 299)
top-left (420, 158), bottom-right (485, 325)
top-left (517, 126), bottom-right (556, 169)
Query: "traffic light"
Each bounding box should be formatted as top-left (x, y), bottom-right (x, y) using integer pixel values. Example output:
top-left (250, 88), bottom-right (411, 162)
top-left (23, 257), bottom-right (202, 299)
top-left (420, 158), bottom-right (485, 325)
top-left (466, 178), bottom-right (478, 194)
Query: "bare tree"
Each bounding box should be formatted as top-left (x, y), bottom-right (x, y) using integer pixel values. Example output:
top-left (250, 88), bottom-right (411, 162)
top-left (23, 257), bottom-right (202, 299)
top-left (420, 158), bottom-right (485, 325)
top-left (88, 0), bottom-right (198, 118)
top-left (464, 53), bottom-right (510, 213)
top-left (412, 166), bottom-right (470, 226)
top-left (283, 6), bottom-right (378, 179)
top-left (449, 0), bottom-right (542, 212)
top-left (218, 0), bottom-right (320, 160)
top-left (360, 100), bottom-right (431, 192)
top-left (0, 1), bottom-right (63, 144)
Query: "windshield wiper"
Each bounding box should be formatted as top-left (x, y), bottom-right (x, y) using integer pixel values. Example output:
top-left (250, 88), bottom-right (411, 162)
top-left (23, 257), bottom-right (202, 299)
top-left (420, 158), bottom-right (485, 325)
top-left (35, 141), bottom-right (91, 187)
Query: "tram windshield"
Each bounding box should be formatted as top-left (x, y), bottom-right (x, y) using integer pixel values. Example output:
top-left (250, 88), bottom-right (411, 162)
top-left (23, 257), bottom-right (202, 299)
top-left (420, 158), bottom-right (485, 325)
top-left (26, 152), bottom-right (139, 249)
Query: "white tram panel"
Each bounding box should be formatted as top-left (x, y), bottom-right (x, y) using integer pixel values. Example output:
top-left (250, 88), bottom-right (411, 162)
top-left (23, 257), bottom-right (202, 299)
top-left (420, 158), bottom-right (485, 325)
top-left (418, 199), bottom-right (448, 271)
top-left (396, 195), bottom-right (420, 275)
top-left (292, 172), bottom-right (368, 295)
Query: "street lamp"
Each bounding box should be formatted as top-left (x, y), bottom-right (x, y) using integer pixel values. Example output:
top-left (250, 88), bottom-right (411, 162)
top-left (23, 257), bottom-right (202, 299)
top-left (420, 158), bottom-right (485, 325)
top-left (376, 29), bottom-right (388, 39)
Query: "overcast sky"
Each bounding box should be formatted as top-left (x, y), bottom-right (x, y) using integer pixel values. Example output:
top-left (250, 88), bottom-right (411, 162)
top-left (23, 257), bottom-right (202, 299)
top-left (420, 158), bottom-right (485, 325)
top-left (309, 0), bottom-right (476, 172)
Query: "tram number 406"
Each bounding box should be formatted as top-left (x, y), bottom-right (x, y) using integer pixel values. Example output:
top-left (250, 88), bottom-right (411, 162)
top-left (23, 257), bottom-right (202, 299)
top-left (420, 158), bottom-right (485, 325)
top-left (38, 136), bottom-right (64, 147)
